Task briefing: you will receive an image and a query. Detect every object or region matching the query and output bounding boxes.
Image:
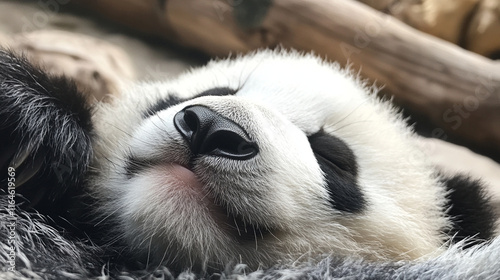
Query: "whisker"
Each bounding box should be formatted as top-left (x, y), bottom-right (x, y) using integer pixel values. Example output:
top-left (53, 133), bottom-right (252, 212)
top-left (268, 231), bottom-right (282, 243)
top-left (328, 100), bottom-right (369, 129)
top-left (146, 234), bottom-right (153, 268)
top-left (328, 120), bottom-right (376, 134)
top-left (234, 217), bottom-right (242, 236)
top-left (94, 207), bottom-right (121, 227)
top-left (253, 225), bottom-right (258, 251)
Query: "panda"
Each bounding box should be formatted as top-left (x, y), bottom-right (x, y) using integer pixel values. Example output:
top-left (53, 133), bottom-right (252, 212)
top-left (0, 49), bottom-right (498, 279)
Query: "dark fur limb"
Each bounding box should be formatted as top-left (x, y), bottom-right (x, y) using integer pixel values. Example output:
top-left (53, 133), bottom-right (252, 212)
top-left (0, 49), bottom-right (93, 216)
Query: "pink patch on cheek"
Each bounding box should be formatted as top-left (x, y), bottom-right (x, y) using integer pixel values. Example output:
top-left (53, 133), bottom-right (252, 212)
top-left (148, 164), bottom-right (209, 204)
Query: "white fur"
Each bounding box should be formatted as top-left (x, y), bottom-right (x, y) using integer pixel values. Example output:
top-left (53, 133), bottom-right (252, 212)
top-left (91, 50), bottom-right (451, 270)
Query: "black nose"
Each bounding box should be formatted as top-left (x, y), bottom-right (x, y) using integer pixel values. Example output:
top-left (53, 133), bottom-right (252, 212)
top-left (173, 105), bottom-right (259, 160)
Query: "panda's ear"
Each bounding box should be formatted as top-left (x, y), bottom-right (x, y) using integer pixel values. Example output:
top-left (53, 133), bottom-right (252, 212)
top-left (442, 174), bottom-right (497, 245)
top-left (0, 49), bottom-right (93, 216)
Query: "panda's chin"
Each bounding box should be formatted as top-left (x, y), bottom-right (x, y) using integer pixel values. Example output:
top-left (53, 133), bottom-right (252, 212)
top-left (140, 163), bottom-right (272, 243)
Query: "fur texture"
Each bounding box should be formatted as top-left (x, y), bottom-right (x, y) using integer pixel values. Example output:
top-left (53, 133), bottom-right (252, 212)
top-left (0, 48), bottom-right (92, 219)
top-left (1, 207), bottom-right (499, 280)
top-left (0, 49), bottom-right (498, 278)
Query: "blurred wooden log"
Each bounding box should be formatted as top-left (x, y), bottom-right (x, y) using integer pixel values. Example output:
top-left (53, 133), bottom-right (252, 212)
top-left (73, 0), bottom-right (500, 162)
top-left (357, 0), bottom-right (500, 58)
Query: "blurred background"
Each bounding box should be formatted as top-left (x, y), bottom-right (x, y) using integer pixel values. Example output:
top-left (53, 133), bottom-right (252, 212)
top-left (1, 0), bottom-right (499, 213)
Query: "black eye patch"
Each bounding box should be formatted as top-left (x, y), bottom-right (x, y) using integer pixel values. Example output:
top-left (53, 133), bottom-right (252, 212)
top-left (308, 130), bottom-right (365, 213)
top-left (195, 87), bottom-right (237, 97)
top-left (143, 87), bottom-right (237, 118)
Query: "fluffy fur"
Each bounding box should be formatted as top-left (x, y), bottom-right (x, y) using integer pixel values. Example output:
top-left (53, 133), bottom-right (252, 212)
top-left (0, 49), bottom-right (498, 279)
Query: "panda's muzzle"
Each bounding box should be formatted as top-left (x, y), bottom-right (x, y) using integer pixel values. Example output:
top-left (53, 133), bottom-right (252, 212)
top-left (174, 105), bottom-right (259, 160)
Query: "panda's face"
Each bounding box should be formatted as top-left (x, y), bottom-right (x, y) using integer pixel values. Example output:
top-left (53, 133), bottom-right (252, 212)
top-left (92, 51), bottom-right (447, 270)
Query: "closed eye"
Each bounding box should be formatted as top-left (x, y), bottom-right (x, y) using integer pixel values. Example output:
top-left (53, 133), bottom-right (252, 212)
top-left (307, 130), bottom-right (365, 213)
top-left (143, 87), bottom-right (237, 118)
top-left (308, 130), bottom-right (357, 175)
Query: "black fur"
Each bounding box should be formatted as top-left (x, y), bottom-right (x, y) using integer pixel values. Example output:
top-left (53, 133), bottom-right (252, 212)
top-left (0, 49), bottom-right (93, 217)
top-left (195, 87), bottom-right (237, 97)
top-left (145, 87), bottom-right (236, 118)
top-left (308, 130), bottom-right (365, 213)
top-left (0, 195), bottom-right (103, 277)
top-left (442, 175), bottom-right (496, 245)
top-left (145, 95), bottom-right (184, 118)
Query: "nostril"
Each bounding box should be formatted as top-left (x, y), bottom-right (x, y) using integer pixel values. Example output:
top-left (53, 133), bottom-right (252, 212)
top-left (173, 111), bottom-right (193, 140)
top-left (203, 130), bottom-right (259, 160)
top-left (173, 105), bottom-right (259, 160)
top-left (183, 110), bottom-right (200, 137)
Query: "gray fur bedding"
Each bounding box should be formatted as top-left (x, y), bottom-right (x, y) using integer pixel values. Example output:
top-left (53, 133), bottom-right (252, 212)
top-left (1, 209), bottom-right (499, 280)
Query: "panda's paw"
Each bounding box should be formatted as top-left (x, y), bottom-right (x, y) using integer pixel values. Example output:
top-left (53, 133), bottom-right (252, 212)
top-left (0, 49), bottom-right (93, 213)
